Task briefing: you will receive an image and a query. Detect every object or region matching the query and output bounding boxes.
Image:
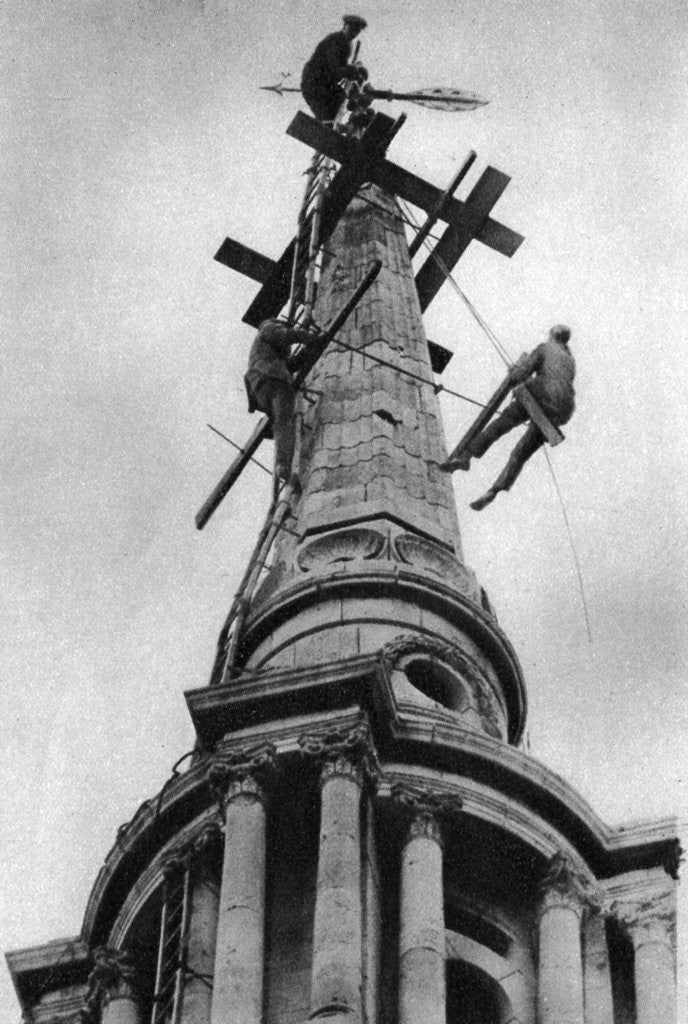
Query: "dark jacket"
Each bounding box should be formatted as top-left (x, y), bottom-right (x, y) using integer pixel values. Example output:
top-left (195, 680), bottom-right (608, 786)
top-left (245, 321), bottom-right (315, 412)
top-left (513, 339), bottom-right (576, 423)
top-left (301, 31), bottom-right (357, 93)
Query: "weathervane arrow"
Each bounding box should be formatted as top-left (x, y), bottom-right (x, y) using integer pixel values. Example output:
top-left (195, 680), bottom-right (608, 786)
top-left (259, 81), bottom-right (489, 112)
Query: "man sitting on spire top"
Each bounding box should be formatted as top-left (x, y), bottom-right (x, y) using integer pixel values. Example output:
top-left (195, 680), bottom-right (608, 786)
top-left (442, 325), bottom-right (576, 510)
top-left (301, 15), bottom-right (369, 124)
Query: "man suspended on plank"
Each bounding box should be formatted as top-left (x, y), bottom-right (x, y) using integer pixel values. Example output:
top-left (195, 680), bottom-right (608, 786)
top-left (300, 15), bottom-right (371, 126)
top-left (245, 318), bottom-right (323, 495)
top-left (441, 324), bottom-right (576, 510)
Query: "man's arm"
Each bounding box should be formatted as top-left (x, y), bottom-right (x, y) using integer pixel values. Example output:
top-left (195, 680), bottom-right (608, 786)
top-left (509, 344), bottom-right (543, 384)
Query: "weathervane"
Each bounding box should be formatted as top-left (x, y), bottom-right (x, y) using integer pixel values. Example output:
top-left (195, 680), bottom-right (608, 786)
top-left (260, 76), bottom-right (489, 114)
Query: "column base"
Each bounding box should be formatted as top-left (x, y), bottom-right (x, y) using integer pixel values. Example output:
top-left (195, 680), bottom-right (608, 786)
top-left (307, 1006), bottom-right (359, 1024)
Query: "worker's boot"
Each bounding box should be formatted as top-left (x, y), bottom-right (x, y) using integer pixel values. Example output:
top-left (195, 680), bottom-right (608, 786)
top-left (440, 452), bottom-right (471, 473)
top-left (470, 486), bottom-right (499, 511)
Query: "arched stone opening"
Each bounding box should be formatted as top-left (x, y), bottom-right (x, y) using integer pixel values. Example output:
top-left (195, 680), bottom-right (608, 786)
top-left (446, 958), bottom-right (511, 1024)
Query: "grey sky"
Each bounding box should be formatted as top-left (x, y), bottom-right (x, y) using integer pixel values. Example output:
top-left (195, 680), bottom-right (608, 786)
top-left (2, 0), bottom-right (687, 1018)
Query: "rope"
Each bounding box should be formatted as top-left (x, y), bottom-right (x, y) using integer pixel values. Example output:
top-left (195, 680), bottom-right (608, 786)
top-left (401, 199), bottom-right (513, 366)
top-left (542, 448), bottom-right (593, 644)
top-left (326, 335), bottom-right (485, 408)
top-left (207, 423), bottom-right (272, 475)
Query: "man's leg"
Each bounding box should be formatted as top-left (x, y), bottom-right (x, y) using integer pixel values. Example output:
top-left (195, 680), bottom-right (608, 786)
top-left (252, 380), bottom-right (296, 490)
top-left (441, 400), bottom-right (527, 473)
top-left (268, 382), bottom-right (296, 483)
top-left (470, 423), bottom-right (544, 510)
top-left (470, 401), bottom-right (528, 458)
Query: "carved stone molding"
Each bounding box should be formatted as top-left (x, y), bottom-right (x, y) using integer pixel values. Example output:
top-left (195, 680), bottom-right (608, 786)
top-left (391, 782), bottom-right (464, 848)
top-left (207, 742), bottom-right (276, 808)
top-left (80, 947), bottom-right (140, 1021)
top-left (381, 634), bottom-right (503, 739)
top-left (536, 852), bottom-right (603, 921)
top-left (299, 718), bottom-right (380, 791)
top-left (611, 892), bottom-right (676, 950)
top-left (393, 533), bottom-right (477, 598)
top-left (297, 526), bottom-right (386, 571)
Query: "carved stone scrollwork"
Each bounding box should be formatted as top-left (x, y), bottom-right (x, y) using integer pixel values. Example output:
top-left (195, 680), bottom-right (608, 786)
top-left (298, 718), bottom-right (381, 791)
top-left (80, 947), bottom-right (140, 1021)
top-left (391, 782), bottom-right (464, 848)
top-left (536, 851), bottom-right (604, 921)
top-left (393, 534), bottom-right (478, 598)
top-left (381, 634), bottom-right (503, 739)
top-left (611, 891), bottom-right (676, 951)
top-left (297, 526), bottom-right (386, 571)
top-left (161, 819), bottom-right (224, 881)
top-left (207, 742), bottom-right (276, 809)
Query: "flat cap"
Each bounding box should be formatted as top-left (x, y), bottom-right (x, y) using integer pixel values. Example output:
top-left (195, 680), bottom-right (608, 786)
top-left (343, 14), bottom-right (367, 28)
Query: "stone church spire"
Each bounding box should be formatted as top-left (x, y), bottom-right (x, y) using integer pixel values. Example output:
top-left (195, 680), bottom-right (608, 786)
top-left (233, 182), bottom-right (526, 746)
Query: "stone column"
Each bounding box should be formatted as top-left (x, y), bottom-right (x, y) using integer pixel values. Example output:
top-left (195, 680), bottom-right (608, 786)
top-left (582, 912), bottom-right (614, 1024)
top-left (207, 743), bottom-right (275, 1024)
top-left (179, 823), bottom-right (222, 1024)
top-left (81, 948), bottom-right (141, 1024)
top-left (392, 785), bottom-right (463, 1024)
top-left (614, 894), bottom-right (676, 1024)
top-left (299, 720), bottom-right (379, 1024)
top-left (536, 852), bottom-right (595, 1024)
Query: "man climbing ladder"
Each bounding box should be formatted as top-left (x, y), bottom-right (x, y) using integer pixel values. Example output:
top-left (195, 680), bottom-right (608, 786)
top-left (245, 317), bottom-right (323, 494)
top-left (441, 325), bottom-right (576, 510)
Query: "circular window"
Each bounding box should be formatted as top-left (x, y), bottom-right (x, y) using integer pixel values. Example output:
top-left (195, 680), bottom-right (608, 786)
top-left (404, 657), bottom-right (469, 712)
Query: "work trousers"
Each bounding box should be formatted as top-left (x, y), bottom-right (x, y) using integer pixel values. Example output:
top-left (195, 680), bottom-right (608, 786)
top-left (470, 400), bottom-right (545, 493)
top-left (301, 78), bottom-right (345, 122)
top-left (251, 378), bottom-right (296, 480)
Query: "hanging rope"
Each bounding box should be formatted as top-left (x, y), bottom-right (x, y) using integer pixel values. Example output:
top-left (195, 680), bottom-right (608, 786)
top-left (401, 199), bottom-right (513, 366)
top-left (543, 448), bottom-right (593, 644)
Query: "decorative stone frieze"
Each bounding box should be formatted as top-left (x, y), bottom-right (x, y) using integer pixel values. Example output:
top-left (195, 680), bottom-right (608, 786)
top-left (297, 526), bottom-right (387, 570)
top-left (391, 782), bottom-right (464, 848)
top-left (80, 948), bottom-right (140, 1023)
top-left (393, 533), bottom-right (479, 599)
top-left (207, 742), bottom-right (276, 808)
top-left (299, 718), bottom-right (380, 791)
top-left (381, 634), bottom-right (503, 739)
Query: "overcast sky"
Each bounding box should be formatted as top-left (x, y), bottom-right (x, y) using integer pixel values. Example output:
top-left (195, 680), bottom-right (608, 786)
top-left (2, 0), bottom-right (687, 1018)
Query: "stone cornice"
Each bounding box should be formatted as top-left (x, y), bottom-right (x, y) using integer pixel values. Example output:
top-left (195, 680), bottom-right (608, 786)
top-left (5, 938), bottom-right (90, 1022)
top-left (236, 567), bottom-right (527, 742)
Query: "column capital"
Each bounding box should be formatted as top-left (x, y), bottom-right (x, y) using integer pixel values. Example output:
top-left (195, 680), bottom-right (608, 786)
top-left (611, 892), bottom-right (675, 951)
top-left (536, 852), bottom-right (602, 922)
top-left (80, 947), bottom-right (140, 1021)
top-left (207, 742), bottom-right (276, 807)
top-left (391, 782), bottom-right (463, 848)
top-left (161, 819), bottom-right (224, 880)
top-left (299, 718), bottom-right (380, 790)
